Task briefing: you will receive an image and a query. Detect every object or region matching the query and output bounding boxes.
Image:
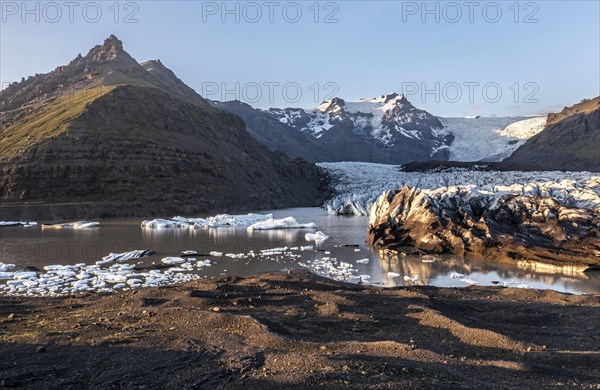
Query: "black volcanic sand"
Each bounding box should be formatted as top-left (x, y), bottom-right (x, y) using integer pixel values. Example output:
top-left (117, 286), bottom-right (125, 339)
top-left (1, 270), bottom-right (599, 389)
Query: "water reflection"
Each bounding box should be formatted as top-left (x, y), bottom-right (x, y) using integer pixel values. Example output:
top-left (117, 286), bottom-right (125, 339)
top-left (376, 250), bottom-right (599, 294)
top-left (246, 228), bottom-right (302, 242)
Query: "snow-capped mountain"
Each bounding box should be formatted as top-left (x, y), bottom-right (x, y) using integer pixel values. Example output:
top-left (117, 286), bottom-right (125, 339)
top-left (216, 93), bottom-right (547, 165)
top-left (264, 93), bottom-right (454, 164)
top-left (270, 93), bottom-right (447, 145)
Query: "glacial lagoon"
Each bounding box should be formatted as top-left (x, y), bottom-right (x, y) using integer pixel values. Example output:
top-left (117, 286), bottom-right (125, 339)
top-left (1, 208), bottom-right (598, 295)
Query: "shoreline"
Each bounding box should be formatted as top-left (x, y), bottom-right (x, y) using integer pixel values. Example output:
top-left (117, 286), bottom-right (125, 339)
top-left (1, 270), bottom-right (599, 388)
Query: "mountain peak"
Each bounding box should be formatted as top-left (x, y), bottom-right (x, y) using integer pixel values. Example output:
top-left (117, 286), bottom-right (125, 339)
top-left (82, 34), bottom-right (135, 66)
top-left (383, 93), bottom-right (407, 104)
top-left (104, 34), bottom-right (124, 50)
top-left (317, 97), bottom-right (346, 113)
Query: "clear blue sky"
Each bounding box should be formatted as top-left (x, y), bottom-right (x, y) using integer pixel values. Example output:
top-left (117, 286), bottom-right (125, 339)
top-left (1, 0), bottom-right (599, 116)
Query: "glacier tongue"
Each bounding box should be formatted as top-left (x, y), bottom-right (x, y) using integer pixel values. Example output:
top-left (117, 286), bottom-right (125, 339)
top-left (319, 162), bottom-right (600, 216)
top-left (440, 116), bottom-right (547, 162)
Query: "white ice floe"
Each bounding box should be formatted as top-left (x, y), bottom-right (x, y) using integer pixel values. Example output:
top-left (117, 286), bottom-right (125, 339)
top-left (0, 221), bottom-right (37, 227)
top-left (196, 259), bottom-right (212, 267)
top-left (142, 213), bottom-right (272, 229)
top-left (387, 272), bottom-right (401, 278)
top-left (449, 272), bottom-right (465, 279)
top-left (503, 280), bottom-right (533, 289)
top-left (0, 250), bottom-right (206, 297)
top-left (247, 217), bottom-right (316, 231)
top-left (161, 257), bottom-right (186, 265)
top-left (319, 161), bottom-right (600, 215)
top-left (356, 258), bottom-right (370, 264)
top-left (42, 221), bottom-right (99, 229)
top-left (96, 250), bottom-right (153, 265)
top-left (260, 247), bottom-right (288, 255)
top-left (0, 272), bottom-right (15, 279)
top-left (305, 231), bottom-right (329, 245)
top-left (460, 278), bottom-right (480, 285)
top-left (403, 275), bottom-right (421, 283)
top-left (298, 255), bottom-right (359, 281)
top-left (0, 263), bottom-right (16, 272)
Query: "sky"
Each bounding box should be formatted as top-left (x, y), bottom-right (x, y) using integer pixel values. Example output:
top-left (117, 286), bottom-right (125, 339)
top-left (1, 0), bottom-right (599, 116)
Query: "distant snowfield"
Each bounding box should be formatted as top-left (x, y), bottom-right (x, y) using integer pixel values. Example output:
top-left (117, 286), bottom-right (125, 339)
top-left (438, 116), bottom-right (547, 161)
top-left (318, 162), bottom-right (600, 216)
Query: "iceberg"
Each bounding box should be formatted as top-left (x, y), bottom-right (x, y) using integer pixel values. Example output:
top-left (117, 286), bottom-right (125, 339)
top-left (247, 217), bottom-right (316, 231)
top-left (305, 231), bottom-right (329, 245)
top-left (0, 221), bottom-right (37, 227)
top-left (142, 213), bottom-right (272, 229)
top-left (42, 221), bottom-right (99, 229)
top-left (161, 257), bottom-right (186, 265)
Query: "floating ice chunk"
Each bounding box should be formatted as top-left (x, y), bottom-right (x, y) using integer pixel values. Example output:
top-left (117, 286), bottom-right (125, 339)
top-left (449, 272), bottom-right (465, 279)
top-left (197, 259), bottom-right (212, 267)
top-left (113, 283), bottom-right (126, 289)
top-left (247, 217), bottom-right (316, 231)
top-left (0, 221), bottom-right (37, 227)
top-left (503, 280), bottom-right (533, 289)
top-left (387, 272), bottom-right (401, 278)
top-left (260, 247), bottom-right (288, 255)
top-left (161, 257), bottom-right (186, 265)
top-left (13, 271), bottom-right (38, 279)
top-left (209, 251), bottom-right (223, 257)
top-left (0, 272), bottom-right (15, 279)
top-left (0, 263), bottom-right (16, 272)
top-left (42, 221), bottom-right (99, 229)
top-left (460, 278), bottom-right (479, 285)
top-left (305, 231), bottom-right (329, 245)
top-left (403, 275), bottom-right (421, 282)
top-left (356, 258), bottom-right (370, 264)
top-left (191, 213), bottom-right (272, 228)
top-left (142, 213), bottom-right (272, 229)
top-left (141, 218), bottom-right (188, 229)
top-left (100, 274), bottom-right (128, 284)
top-left (127, 278), bottom-right (143, 286)
top-left (182, 250), bottom-right (197, 255)
top-left (98, 250), bottom-right (153, 265)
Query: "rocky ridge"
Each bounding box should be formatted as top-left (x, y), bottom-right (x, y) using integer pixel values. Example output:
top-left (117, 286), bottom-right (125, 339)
top-left (505, 97), bottom-right (600, 171)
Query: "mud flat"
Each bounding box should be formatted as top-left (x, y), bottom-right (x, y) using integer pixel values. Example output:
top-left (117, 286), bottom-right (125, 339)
top-left (0, 270), bottom-right (598, 389)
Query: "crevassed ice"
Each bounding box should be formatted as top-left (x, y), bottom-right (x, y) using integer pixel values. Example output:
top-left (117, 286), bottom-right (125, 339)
top-left (318, 162), bottom-right (600, 216)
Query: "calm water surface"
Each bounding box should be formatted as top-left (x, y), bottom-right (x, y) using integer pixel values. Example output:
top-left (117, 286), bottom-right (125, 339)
top-left (1, 208), bottom-right (598, 294)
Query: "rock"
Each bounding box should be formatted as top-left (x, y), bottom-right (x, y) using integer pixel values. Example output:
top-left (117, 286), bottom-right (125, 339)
top-left (368, 186), bottom-right (600, 266)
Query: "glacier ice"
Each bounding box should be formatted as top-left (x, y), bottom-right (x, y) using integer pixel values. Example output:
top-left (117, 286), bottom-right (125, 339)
top-left (319, 161), bottom-right (600, 216)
